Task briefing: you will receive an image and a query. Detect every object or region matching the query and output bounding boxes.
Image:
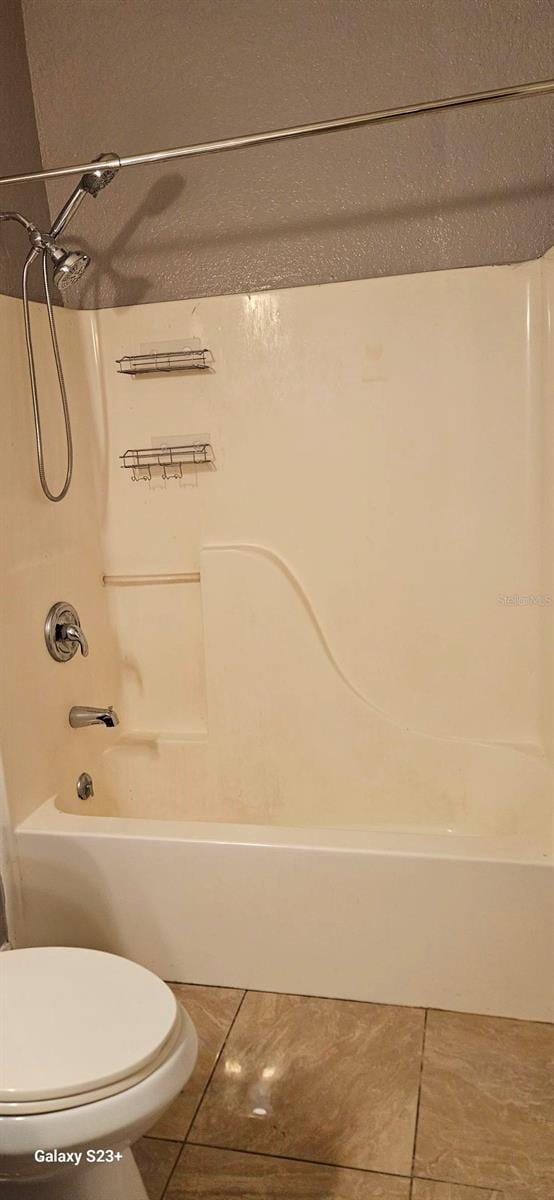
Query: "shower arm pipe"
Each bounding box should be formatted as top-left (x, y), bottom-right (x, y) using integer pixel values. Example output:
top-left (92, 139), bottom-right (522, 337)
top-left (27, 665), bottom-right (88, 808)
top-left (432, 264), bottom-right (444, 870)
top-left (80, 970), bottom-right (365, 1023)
top-left (0, 211), bottom-right (37, 233)
top-left (0, 77), bottom-right (552, 188)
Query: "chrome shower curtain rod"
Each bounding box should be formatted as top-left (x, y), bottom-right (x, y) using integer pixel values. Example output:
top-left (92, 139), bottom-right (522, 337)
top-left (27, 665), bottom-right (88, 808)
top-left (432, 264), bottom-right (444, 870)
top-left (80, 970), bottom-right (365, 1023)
top-left (1, 77), bottom-right (553, 188)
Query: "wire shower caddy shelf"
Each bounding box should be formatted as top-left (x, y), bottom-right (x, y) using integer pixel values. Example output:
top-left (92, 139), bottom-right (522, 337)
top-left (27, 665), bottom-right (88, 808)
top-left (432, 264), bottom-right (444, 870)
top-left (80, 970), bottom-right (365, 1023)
top-left (116, 348), bottom-right (211, 375)
top-left (120, 442), bottom-right (214, 480)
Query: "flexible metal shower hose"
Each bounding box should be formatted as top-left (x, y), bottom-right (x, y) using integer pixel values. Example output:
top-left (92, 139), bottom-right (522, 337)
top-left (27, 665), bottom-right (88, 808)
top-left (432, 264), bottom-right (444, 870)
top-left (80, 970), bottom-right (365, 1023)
top-left (21, 248), bottom-right (73, 502)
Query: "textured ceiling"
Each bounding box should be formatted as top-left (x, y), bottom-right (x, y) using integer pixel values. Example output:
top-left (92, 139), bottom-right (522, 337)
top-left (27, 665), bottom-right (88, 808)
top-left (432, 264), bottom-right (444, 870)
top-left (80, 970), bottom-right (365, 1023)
top-left (20, 0), bottom-right (554, 309)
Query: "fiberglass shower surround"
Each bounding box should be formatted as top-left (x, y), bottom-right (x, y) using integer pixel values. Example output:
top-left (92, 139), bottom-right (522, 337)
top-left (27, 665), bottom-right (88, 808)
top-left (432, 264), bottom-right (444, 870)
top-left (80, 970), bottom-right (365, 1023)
top-left (11, 242), bottom-right (554, 1022)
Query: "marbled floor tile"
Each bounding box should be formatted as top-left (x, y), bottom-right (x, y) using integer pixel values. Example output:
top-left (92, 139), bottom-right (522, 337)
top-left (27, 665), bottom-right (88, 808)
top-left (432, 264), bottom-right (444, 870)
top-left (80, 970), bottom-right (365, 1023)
top-left (414, 1010), bottom-right (554, 1198)
top-left (133, 1137), bottom-right (180, 1200)
top-left (148, 983), bottom-right (244, 1140)
top-left (166, 1144), bottom-right (410, 1198)
top-left (190, 991), bottom-right (425, 1175)
top-left (412, 1181), bottom-right (503, 1199)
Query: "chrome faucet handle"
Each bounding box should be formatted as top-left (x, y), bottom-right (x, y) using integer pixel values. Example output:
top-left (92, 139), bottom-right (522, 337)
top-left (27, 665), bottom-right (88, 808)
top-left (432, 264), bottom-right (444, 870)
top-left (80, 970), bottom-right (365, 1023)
top-left (45, 601), bottom-right (89, 662)
top-left (60, 623), bottom-right (89, 657)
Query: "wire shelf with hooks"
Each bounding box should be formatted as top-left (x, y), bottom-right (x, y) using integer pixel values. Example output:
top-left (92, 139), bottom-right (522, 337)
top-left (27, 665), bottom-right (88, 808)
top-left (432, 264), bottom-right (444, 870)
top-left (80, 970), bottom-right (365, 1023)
top-left (120, 442), bottom-right (214, 481)
top-left (116, 348), bottom-right (211, 375)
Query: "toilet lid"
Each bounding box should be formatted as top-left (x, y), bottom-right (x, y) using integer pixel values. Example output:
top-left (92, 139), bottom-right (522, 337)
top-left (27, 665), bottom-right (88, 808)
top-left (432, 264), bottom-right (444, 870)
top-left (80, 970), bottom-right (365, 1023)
top-left (0, 947), bottom-right (179, 1103)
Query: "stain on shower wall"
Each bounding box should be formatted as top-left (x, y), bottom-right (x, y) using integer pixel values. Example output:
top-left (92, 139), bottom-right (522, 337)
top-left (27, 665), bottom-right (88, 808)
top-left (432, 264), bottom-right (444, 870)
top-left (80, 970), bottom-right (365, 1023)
top-left (0, 0), bottom-right (50, 300)
top-left (0, 298), bottom-right (120, 827)
top-left (86, 253), bottom-right (553, 834)
top-left (20, 0), bottom-right (554, 310)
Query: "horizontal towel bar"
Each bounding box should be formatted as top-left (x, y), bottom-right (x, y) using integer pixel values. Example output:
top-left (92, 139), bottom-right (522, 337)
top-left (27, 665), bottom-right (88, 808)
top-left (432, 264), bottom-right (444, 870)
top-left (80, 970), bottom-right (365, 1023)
top-left (102, 572), bottom-right (200, 586)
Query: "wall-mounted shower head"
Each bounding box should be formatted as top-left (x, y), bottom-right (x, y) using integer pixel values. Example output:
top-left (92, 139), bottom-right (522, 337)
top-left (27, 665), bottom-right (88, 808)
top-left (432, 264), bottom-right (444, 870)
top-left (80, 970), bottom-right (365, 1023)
top-left (0, 211), bottom-right (90, 289)
top-left (22, 223), bottom-right (90, 289)
top-left (49, 246), bottom-right (91, 290)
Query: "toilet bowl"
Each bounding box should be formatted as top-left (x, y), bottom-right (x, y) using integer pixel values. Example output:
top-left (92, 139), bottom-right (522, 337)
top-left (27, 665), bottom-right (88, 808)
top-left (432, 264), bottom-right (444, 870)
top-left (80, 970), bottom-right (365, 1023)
top-left (0, 947), bottom-right (198, 1198)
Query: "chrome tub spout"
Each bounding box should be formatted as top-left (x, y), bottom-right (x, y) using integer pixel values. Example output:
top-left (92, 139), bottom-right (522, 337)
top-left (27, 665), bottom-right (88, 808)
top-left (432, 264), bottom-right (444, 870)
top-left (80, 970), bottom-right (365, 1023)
top-left (69, 706), bottom-right (119, 729)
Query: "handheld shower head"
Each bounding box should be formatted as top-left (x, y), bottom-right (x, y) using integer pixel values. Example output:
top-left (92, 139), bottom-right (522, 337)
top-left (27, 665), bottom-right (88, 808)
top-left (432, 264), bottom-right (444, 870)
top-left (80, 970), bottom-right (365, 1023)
top-left (47, 150), bottom-right (119, 240)
top-left (80, 152), bottom-right (120, 197)
top-left (37, 150), bottom-right (118, 289)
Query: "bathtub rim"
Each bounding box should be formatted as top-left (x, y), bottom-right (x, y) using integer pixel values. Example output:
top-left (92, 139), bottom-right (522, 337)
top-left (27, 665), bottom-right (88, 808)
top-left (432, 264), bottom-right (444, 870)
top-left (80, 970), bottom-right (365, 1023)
top-left (16, 797), bottom-right (552, 866)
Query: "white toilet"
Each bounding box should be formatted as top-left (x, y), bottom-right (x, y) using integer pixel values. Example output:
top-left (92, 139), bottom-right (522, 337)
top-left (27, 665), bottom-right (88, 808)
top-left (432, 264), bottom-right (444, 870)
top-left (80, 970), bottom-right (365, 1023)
top-left (0, 946), bottom-right (198, 1198)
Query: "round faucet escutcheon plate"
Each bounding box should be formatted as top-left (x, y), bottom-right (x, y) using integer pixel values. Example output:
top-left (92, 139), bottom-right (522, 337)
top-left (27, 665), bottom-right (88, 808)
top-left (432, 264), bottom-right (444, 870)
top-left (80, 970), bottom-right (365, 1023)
top-left (44, 600), bottom-right (87, 662)
top-left (77, 772), bottom-right (94, 801)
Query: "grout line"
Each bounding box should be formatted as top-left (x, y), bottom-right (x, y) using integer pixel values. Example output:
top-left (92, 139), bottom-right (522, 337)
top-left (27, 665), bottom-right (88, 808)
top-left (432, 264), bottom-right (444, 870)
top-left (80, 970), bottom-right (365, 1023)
top-left (149, 1140), bottom-right (507, 1199)
top-left (409, 1006), bottom-right (429, 1196)
top-left (185, 989), bottom-right (248, 1138)
top-left (158, 1148), bottom-right (181, 1200)
top-left (144, 1132), bottom-right (183, 1144)
top-left (158, 990), bottom-right (247, 1200)
top-left (163, 979), bottom-right (550, 1026)
top-left (413, 1175), bottom-right (505, 1195)
top-left (159, 1142), bottom-right (184, 1200)
top-left (186, 1138), bottom-right (412, 1182)
top-left (163, 979), bottom-right (426, 1012)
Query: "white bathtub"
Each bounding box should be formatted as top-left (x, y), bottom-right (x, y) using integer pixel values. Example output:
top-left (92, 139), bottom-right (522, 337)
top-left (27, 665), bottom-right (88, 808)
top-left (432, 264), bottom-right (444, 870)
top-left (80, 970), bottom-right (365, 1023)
top-left (15, 797), bottom-right (553, 1023)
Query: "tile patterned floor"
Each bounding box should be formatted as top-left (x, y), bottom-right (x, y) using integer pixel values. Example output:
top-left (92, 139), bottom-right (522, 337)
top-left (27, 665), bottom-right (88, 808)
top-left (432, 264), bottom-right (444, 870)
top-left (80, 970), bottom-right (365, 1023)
top-left (414, 1011), bottom-right (554, 1200)
top-left (149, 984), bottom-right (244, 1140)
top-left (135, 985), bottom-right (554, 1200)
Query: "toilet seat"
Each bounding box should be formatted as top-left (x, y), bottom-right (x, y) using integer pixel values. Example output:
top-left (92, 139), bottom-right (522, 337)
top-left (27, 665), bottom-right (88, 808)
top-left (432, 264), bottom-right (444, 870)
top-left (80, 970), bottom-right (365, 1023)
top-left (0, 947), bottom-right (181, 1116)
top-left (0, 1006), bottom-right (189, 1115)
